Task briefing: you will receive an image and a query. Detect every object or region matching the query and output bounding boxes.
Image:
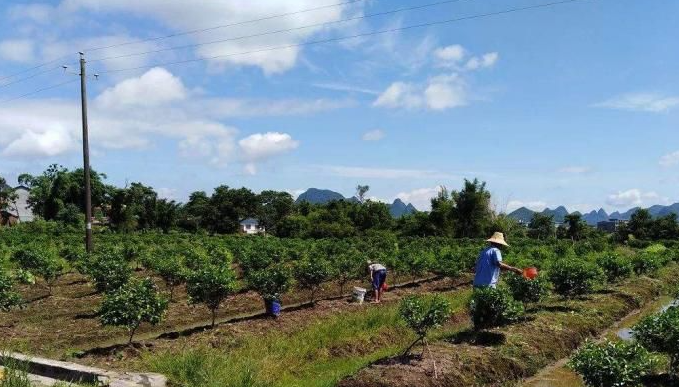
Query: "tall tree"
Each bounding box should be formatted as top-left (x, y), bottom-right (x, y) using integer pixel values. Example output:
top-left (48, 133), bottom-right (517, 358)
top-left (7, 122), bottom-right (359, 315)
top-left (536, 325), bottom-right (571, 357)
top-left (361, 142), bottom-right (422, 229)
top-left (206, 186), bottom-right (259, 234)
top-left (355, 185), bottom-right (370, 203)
top-left (451, 179), bottom-right (492, 238)
top-left (627, 209), bottom-right (653, 240)
top-left (0, 176), bottom-right (18, 213)
top-left (564, 213), bottom-right (588, 241)
top-left (258, 190), bottom-right (294, 235)
top-left (529, 213), bottom-right (555, 240)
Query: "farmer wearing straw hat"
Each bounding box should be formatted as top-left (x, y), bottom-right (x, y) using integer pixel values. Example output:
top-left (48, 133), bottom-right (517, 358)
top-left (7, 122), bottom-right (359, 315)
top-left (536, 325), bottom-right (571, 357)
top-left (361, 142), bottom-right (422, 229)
top-left (473, 232), bottom-right (522, 288)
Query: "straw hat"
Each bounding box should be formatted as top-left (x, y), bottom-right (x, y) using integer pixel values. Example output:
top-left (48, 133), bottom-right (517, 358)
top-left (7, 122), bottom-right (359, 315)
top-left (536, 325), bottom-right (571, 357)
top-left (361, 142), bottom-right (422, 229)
top-left (486, 232), bottom-right (509, 247)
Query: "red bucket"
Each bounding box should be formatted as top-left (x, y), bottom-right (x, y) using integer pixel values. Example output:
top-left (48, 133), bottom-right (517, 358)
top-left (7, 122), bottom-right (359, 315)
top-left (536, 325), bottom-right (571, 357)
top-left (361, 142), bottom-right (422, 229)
top-left (523, 267), bottom-right (538, 280)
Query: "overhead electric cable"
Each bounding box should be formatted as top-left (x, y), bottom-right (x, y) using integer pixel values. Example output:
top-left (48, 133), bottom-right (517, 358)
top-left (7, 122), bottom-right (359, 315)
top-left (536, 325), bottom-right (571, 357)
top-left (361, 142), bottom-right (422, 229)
top-left (97, 0), bottom-right (591, 75)
top-left (0, 54), bottom-right (74, 82)
top-left (84, 0), bottom-right (370, 52)
top-left (0, 78), bottom-right (78, 104)
top-left (88, 0), bottom-right (469, 63)
top-left (0, 66), bottom-right (64, 89)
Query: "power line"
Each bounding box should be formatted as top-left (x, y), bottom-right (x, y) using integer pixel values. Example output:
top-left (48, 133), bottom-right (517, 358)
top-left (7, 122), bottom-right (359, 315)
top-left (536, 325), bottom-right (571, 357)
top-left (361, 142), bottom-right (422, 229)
top-left (84, 0), bottom-right (369, 53)
top-left (88, 0), bottom-right (469, 64)
top-left (0, 78), bottom-right (79, 104)
top-left (0, 54), bottom-right (74, 83)
top-left (0, 66), bottom-right (64, 89)
top-left (98, 0), bottom-right (592, 75)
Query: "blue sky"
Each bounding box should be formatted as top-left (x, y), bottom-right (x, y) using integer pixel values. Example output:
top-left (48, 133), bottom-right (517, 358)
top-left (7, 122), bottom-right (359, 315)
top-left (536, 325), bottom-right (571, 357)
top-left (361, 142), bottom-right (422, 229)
top-left (0, 0), bottom-right (677, 213)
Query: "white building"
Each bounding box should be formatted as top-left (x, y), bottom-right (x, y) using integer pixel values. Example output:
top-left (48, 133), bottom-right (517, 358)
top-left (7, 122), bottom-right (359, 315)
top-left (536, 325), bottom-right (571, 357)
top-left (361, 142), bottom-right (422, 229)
top-left (240, 218), bottom-right (265, 235)
top-left (1, 184), bottom-right (34, 225)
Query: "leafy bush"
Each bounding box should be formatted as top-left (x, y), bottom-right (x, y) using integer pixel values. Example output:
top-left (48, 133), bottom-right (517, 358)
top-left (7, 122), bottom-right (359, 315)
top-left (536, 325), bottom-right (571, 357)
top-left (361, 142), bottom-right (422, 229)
top-left (294, 256), bottom-right (333, 304)
top-left (11, 246), bottom-right (66, 295)
top-left (153, 255), bottom-right (188, 301)
top-left (99, 278), bottom-right (168, 343)
top-left (633, 306), bottom-right (679, 378)
top-left (399, 294), bottom-right (451, 354)
top-left (0, 269), bottom-right (22, 312)
top-left (597, 253), bottom-right (633, 283)
top-left (85, 250), bottom-right (133, 293)
top-left (433, 247), bottom-right (462, 279)
top-left (548, 258), bottom-right (604, 297)
top-left (631, 252), bottom-right (663, 275)
top-left (568, 339), bottom-right (656, 387)
top-left (186, 263), bottom-right (237, 327)
top-left (469, 286), bottom-right (524, 330)
top-left (247, 264), bottom-right (292, 303)
top-left (504, 273), bottom-right (549, 303)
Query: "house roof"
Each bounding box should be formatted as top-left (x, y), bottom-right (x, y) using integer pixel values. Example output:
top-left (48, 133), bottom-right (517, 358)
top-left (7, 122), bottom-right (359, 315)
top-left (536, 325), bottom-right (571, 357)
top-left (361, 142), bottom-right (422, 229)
top-left (240, 217), bottom-right (259, 225)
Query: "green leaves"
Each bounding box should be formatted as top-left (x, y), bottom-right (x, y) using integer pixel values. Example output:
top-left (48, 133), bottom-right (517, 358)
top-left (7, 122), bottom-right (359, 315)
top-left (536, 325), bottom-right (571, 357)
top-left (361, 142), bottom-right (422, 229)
top-left (0, 269), bottom-right (22, 312)
top-left (84, 249), bottom-right (133, 293)
top-left (469, 286), bottom-right (524, 330)
top-left (99, 278), bottom-right (168, 343)
top-left (568, 339), bottom-right (656, 387)
top-left (504, 273), bottom-right (549, 304)
top-left (633, 305), bottom-right (679, 377)
top-left (246, 264), bottom-right (292, 302)
top-left (399, 294), bottom-right (451, 338)
top-left (186, 263), bottom-right (237, 325)
top-left (548, 258), bottom-right (604, 298)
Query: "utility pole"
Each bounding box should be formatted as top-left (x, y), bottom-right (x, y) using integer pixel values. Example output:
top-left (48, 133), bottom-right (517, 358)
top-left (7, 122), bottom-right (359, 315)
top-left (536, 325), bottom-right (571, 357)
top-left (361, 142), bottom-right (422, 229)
top-left (79, 52), bottom-right (93, 253)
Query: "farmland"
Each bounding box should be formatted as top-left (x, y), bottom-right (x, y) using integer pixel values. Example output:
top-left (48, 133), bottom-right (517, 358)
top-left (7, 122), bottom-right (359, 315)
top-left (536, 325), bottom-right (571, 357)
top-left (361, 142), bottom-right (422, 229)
top-left (2, 220), bottom-right (679, 386)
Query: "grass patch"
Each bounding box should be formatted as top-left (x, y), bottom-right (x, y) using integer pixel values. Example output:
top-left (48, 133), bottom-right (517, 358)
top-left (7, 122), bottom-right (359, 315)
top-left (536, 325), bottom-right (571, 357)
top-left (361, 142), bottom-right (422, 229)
top-left (144, 290), bottom-right (471, 387)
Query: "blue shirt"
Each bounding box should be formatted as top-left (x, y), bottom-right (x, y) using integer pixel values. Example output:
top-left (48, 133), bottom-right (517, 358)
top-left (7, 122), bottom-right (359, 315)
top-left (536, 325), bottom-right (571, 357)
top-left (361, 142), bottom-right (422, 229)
top-left (473, 247), bottom-right (502, 287)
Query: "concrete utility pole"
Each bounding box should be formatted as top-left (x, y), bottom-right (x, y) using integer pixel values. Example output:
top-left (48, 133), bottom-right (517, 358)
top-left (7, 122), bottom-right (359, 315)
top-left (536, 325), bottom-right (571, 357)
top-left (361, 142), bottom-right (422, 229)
top-left (79, 52), bottom-right (93, 253)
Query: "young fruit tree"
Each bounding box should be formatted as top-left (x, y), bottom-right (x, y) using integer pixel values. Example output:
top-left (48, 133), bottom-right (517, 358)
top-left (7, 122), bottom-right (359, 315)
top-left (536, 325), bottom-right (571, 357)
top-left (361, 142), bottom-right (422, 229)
top-left (186, 263), bottom-right (237, 328)
top-left (469, 286), bottom-right (524, 330)
top-left (399, 295), bottom-right (451, 378)
top-left (0, 270), bottom-right (22, 312)
top-left (99, 278), bottom-right (168, 344)
top-left (504, 273), bottom-right (549, 304)
top-left (294, 257), bottom-right (333, 304)
top-left (548, 258), bottom-right (604, 298)
top-left (247, 264), bottom-right (292, 315)
top-left (568, 339), bottom-right (656, 387)
top-left (153, 255), bottom-right (188, 302)
top-left (85, 250), bottom-right (133, 293)
top-left (633, 305), bottom-right (679, 379)
top-left (11, 246), bottom-right (66, 296)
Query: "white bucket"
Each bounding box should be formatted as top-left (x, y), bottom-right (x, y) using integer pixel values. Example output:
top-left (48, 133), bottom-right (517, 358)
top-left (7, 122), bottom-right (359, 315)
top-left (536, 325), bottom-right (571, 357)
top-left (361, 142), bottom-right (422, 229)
top-left (352, 287), bottom-right (367, 304)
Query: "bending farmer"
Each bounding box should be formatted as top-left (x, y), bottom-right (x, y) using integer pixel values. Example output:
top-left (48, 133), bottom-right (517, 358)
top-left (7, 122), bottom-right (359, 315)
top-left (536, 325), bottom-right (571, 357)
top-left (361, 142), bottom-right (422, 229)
top-left (473, 232), bottom-right (522, 288)
top-left (367, 261), bottom-right (387, 303)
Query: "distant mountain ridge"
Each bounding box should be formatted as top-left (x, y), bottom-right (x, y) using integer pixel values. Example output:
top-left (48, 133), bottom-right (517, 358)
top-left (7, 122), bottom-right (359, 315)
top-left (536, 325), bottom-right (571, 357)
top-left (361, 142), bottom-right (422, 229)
top-left (295, 188), bottom-right (417, 218)
top-left (508, 203), bottom-right (679, 226)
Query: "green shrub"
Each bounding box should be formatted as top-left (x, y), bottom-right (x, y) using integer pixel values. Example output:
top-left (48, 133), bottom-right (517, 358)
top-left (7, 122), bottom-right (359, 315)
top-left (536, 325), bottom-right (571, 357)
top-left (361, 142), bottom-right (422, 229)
top-left (399, 294), bottom-right (451, 354)
top-left (86, 250), bottom-right (133, 293)
top-left (504, 273), bottom-right (549, 303)
top-left (10, 245), bottom-right (66, 295)
top-left (0, 269), bottom-right (22, 312)
top-left (186, 263), bottom-right (237, 327)
top-left (247, 264), bottom-right (292, 304)
top-left (548, 258), bottom-right (604, 297)
top-left (99, 278), bottom-right (168, 343)
top-left (153, 255), bottom-right (188, 302)
top-left (294, 256), bottom-right (333, 304)
top-left (469, 286), bottom-right (524, 330)
top-left (631, 252), bottom-right (663, 275)
top-left (633, 306), bottom-right (679, 378)
top-left (597, 253), bottom-right (633, 283)
top-left (568, 339), bottom-right (656, 387)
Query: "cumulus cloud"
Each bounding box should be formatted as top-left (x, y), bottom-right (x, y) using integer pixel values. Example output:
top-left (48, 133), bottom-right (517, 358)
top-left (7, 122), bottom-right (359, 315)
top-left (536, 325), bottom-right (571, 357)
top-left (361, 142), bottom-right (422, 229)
top-left (0, 39), bottom-right (35, 63)
top-left (7, 3), bottom-right (55, 23)
top-left (95, 67), bottom-right (187, 109)
top-left (2, 125), bottom-right (75, 157)
top-left (659, 151), bottom-right (679, 167)
top-left (594, 93), bottom-right (679, 113)
top-left (396, 187), bottom-right (440, 211)
top-left (374, 74), bottom-right (467, 111)
top-left (61, 0), bottom-right (363, 74)
top-left (434, 44), bottom-right (465, 65)
top-left (465, 52), bottom-right (498, 70)
top-left (362, 129), bottom-right (385, 141)
top-left (606, 189), bottom-right (660, 208)
top-left (238, 132), bottom-right (300, 174)
top-left (434, 44), bottom-right (497, 71)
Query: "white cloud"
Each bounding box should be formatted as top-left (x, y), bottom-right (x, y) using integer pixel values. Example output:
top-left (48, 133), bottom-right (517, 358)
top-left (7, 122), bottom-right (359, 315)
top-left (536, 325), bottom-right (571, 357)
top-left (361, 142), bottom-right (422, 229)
top-left (312, 83), bottom-right (380, 95)
top-left (0, 39), bottom-right (35, 63)
top-left (506, 200), bottom-right (547, 213)
top-left (465, 52), bottom-right (498, 70)
top-left (594, 93), bottom-right (679, 113)
top-left (319, 165), bottom-right (452, 180)
top-left (659, 151), bottom-right (679, 167)
top-left (7, 4), bottom-right (55, 23)
top-left (374, 74), bottom-right (467, 111)
top-left (362, 129), bottom-right (385, 141)
top-left (61, 0), bottom-right (363, 74)
top-left (2, 125), bottom-right (74, 157)
top-left (238, 132), bottom-right (299, 173)
top-left (396, 187), bottom-right (440, 211)
top-left (558, 166), bottom-right (592, 174)
top-left (95, 67), bottom-right (187, 109)
top-left (606, 189), bottom-right (660, 208)
top-left (434, 44), bottom-right (465, 65)
top-left (156, 187), bottom-right (178, 200)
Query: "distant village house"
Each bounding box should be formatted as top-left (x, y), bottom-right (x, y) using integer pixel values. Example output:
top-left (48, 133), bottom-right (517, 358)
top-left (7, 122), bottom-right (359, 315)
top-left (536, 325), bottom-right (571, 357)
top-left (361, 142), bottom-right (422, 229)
top-left (0, 184), bottom-right (34, 226)
top-left (597, 218), bottom-right (627, 233)
top-left (240, 218), bottom-right (265, 235)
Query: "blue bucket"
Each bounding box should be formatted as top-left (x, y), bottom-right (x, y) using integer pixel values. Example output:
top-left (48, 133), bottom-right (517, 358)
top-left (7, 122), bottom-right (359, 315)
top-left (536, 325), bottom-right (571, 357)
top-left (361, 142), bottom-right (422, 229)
top-left (265, 299), bottom-right (282, 317)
